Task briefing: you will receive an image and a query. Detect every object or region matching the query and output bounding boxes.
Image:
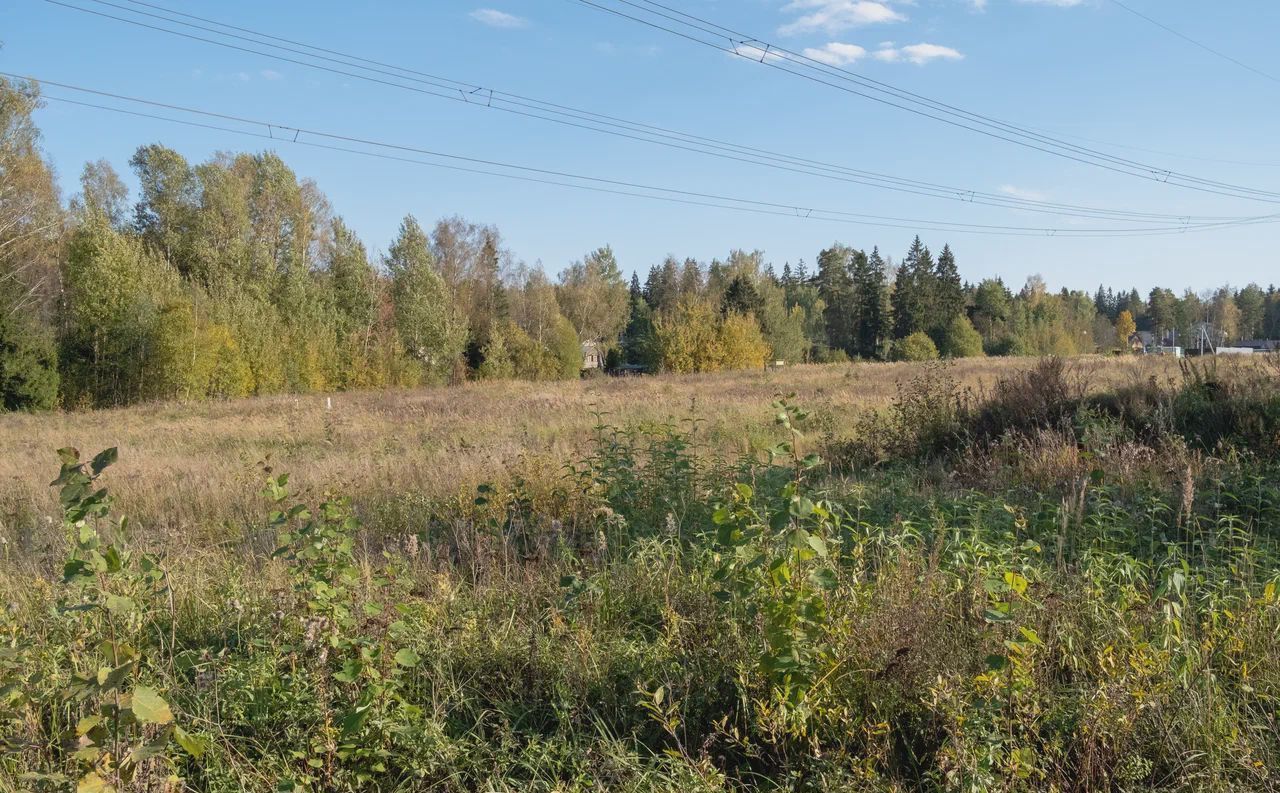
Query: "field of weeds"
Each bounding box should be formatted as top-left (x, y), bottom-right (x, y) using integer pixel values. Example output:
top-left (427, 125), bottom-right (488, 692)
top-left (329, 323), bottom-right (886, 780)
top-left (4, 354), bottom-right (1280, 792)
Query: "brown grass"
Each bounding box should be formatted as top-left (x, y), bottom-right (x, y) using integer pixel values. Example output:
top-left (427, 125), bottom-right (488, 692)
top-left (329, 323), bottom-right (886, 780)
top-left (0, 356), bottom-right (1182, 541)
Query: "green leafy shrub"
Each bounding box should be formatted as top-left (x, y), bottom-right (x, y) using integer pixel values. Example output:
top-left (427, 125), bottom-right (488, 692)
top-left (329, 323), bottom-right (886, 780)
top-left (893, 331), bottom-right (940, 362)
top-left (940, 315), bottom-right (985, 359)
top-left (15, 448), bottom-right (205, 791)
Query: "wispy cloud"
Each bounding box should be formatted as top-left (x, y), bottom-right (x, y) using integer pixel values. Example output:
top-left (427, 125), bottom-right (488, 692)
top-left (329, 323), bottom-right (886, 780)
top-left (260, 69), bottom-right (283, 81)
top-left (873, 42), bottom-right (964, 65)
top-left (779, 0), bottom-right (906, 36)
top-left (732, 42), bottom-right (787, 62)
top-left (1015, 0), bottom-right (1086, 6)
top-left (999, 184), bottom-right (1048, 202)
top-left (802, 42), bottom-right (868, 66)
top-left (469, 8), bottom-right (529, 29)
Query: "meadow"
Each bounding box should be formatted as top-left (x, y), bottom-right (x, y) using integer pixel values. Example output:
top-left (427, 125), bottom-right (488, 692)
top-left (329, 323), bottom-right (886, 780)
top-left (2, 356), bottom-right (1174, 543)
top-left (4, 353), bottom-right (1280, 792)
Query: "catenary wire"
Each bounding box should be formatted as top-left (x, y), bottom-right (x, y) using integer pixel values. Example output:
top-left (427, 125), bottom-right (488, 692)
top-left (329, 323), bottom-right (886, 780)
top-left (1108, 0), bottom-right (1280, 85)
top-left (37, 0), bottom-right (1265, 224)
top-left (17, 74), bottom-right (1280, 238)
top-left (572, 0), bottom-right (1280, 202)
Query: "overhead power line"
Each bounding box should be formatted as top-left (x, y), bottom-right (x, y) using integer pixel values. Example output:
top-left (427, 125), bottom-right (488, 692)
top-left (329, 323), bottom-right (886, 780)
top-left (570, 0), bottom-right (1280, 204)
top-left (12, 71), bottom-right (1278, 238)
top-left (1108, 0), bottom-right (1280, 85)
top-left (36, 0), bottom-right (1260, 225)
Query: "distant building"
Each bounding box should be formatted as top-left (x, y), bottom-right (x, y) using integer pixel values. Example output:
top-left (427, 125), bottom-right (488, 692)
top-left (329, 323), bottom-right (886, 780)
top-left (1128, 331), bottom-right (1152, 353)
top-left (582, 341), bottom-right (604, 370)
top-left (1238, 339), bottom-right (1279, 353)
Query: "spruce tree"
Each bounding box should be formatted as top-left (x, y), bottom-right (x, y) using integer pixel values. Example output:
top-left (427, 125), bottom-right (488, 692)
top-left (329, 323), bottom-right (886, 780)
top-left (1094, 285), bottom-right (1110, 319)
top-left (816, 244), bottom-right (858, 355)
top-left (721, 273), bottom-right (764, 321)
top-left (854, 247), bottom-right (891, 359)
top-left (892, 236), bottom-right (934, 339)
top-left (933, 244), bottom-right (964, 329)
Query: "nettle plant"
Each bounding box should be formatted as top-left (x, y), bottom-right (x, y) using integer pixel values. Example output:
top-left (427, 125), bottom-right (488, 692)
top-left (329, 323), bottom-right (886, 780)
top-left (37, 447), bottom-right (204, 792)
top-left (266, 473), bottom-right (420, 791)
top-left (710, 398), bottom-right (843, 730)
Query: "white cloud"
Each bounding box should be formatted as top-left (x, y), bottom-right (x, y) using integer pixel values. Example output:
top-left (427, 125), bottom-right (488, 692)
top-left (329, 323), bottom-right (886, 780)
top-left (469, 8), bottom-right (529, 29)
top-left (1015, 0), bottom-right (1085, 6)
top-left (779, 0), bottom-right (906, 36)
top-left (874, 42), bottom-right (964, 64)
top-left (968, 0), bottom-right (988, 9)
top-left (732, 42), bottom-right (786, 62)
top-left (260, 69), bottom-right (283, 81)
top-left (999, 184), bottom-right (1048, 201)
top-left (802, 42), bottom-right (868, 66)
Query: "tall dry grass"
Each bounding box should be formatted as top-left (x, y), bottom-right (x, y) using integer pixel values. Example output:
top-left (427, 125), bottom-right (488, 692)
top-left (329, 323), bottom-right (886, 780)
top-left (0, 356), bottom-right (1180, 542)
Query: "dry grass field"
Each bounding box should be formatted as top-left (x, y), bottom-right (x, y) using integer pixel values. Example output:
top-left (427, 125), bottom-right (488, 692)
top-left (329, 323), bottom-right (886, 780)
top-left (5, 353), bottom-right (1280, 791)
top-left (0, 355), bottom-right (1180, 542)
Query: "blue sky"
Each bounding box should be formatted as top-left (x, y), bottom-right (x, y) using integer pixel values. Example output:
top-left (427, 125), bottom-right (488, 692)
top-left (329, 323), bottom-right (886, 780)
top-left (4, 0), bottom-right (1279, 290)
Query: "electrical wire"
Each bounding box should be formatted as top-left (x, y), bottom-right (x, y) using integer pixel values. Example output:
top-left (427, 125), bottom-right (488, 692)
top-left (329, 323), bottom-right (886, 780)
top-left (17, 72), bottom-right (1280, 238)
top-left (572, 0), bottom-right (1280, 203)
top-left (1108, 0), bottom-right (1280, 85)
top-left (35, 0), bottom-right (1261, 224)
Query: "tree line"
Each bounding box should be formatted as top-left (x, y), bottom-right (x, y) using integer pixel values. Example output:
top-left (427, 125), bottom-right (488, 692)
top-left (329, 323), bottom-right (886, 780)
top-left (3, 77), bottom-right (1280, 411)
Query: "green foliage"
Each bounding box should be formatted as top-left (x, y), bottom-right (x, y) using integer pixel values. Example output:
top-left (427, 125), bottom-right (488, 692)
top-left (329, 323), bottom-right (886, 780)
top-left (548, 314), bottom-right (585, 379)
top-left (7, 370), bottom-right (1280, 788)
top-left (0, 306), bottom-right (58, 410)
top-left (388, 215), bottom-right (467, 382)
top-left (60, 215), bottom-right (184, 406)
top-left (940, 314), bottom-right (985, 358)
top-left (267, 475), bottom-right (417, 791)
top-left (711, 399), bottom-right (841, 728)
top-left (30, 447), bottom-right (202, 790)
top-left (557, 245), bottom-right (629, 348)
top-left (893, 330), bottom-right (940, 362)
top-left (892, 236), bottom-right (935, 338)
top-left (816, 244), bottom-right (858, 355)
top-left (6, 80), bottom-right (1279, 411)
